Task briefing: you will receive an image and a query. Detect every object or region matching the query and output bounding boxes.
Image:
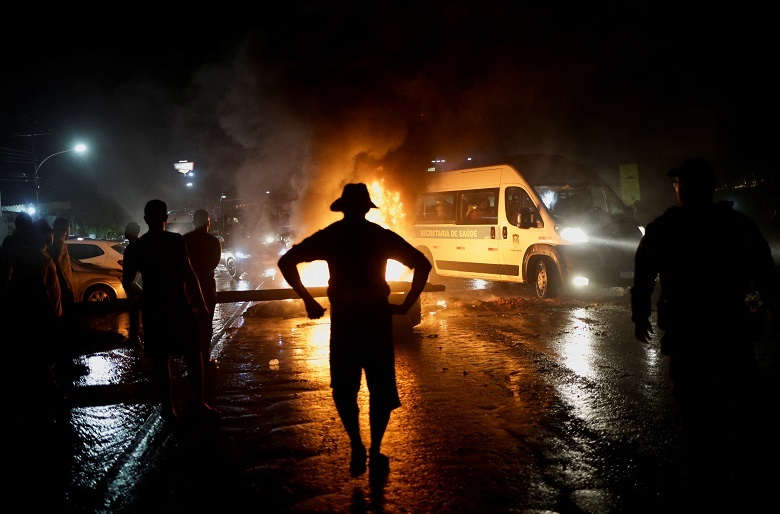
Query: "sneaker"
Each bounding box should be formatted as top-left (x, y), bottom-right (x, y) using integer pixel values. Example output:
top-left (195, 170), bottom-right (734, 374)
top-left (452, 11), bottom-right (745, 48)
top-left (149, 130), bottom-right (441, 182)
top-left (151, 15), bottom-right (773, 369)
top-left (349, 446), bottom-right (368, 477)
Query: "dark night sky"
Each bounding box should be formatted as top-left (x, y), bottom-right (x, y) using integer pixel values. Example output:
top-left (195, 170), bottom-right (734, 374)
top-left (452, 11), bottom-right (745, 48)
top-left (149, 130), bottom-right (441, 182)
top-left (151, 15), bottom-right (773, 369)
top-left (1, 3), bottom-right (776, 233)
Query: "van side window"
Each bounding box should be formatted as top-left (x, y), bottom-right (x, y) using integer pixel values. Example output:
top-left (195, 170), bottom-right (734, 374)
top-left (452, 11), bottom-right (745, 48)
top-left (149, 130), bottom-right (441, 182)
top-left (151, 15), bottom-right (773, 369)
top-left (418, 194), bottom-right (455, 223)
top-left (461, 189), bottom-right (498, 224)
top-left (505, 187), bottom-right (542, 228)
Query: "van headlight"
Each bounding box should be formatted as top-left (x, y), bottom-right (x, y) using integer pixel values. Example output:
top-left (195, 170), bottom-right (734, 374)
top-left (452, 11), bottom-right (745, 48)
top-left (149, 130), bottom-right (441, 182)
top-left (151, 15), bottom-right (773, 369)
top-left (571, 276), bottom-right (589, 287)
top-left (556, 225), bottom-right (589, 243)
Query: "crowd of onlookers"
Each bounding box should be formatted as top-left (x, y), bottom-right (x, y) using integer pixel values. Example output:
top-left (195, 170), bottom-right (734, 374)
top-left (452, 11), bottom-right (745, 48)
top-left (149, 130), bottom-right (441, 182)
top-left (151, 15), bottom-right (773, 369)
top-left (0, 212), bottom-right (80, 412)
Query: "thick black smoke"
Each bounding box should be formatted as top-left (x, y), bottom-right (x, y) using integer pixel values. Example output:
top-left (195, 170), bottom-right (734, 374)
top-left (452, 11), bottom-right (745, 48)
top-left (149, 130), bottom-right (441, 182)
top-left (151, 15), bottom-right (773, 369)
top-left (2, 3), bottom-right (773, 237)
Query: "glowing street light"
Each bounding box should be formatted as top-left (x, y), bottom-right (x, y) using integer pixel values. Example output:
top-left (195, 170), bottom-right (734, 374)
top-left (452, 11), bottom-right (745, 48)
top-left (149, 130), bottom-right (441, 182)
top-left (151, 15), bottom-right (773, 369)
top-left (34, 143), bottom-right (88, 218)
top-left (174, 161), bottom-right (194, 175)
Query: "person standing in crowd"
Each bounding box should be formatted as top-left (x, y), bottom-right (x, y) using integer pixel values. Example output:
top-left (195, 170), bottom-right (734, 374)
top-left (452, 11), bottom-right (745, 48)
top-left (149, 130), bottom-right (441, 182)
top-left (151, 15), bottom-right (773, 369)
top-left (29, 219), bottom-right (63, 331)
top-left (631, 157), bottom-right (780, 509)
top-left (4, 219), bottom-right (64, 401)
top-left (46, 217), bottom-right (82, 387)
top-left (2, 211), bottom-right (34, 260)
top-left (47, 217), bottom-right (75, 330)
top-left (121, 200), bottom-right (219, 420)
top-left (2, 212), bottom-right (37, 344)
top-left (5, 216), bottom-right (69, 510)
top-left (0, 212), bottom-right (33, 311)
top-left (183, 209), bottom-right (222, 391)
top-left (123, 221), bottom-right (143, 350)
top-left (278, 183), bottom-right (431, 477)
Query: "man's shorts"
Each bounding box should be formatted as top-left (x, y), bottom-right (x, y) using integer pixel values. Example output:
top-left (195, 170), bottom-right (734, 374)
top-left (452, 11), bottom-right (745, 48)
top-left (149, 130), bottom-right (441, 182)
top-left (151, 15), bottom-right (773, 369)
top-left (329, 302), bottom-right (401, 411)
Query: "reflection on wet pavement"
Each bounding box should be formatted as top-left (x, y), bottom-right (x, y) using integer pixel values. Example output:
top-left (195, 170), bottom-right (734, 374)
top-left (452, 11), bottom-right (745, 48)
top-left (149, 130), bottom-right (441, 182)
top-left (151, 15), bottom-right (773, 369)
top-left (55, 275), bottom-right (779, 513)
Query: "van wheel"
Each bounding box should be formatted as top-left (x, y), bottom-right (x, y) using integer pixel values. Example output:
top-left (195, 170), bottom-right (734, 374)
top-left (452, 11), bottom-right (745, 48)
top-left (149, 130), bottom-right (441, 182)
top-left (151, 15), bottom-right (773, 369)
top-left (533, 259), bottom-right (559, 299)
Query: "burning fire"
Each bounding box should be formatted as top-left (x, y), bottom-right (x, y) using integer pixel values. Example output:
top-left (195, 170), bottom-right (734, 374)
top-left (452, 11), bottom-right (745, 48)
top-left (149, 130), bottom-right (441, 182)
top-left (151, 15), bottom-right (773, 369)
top-left (295, 179), bottom-right (413, 287)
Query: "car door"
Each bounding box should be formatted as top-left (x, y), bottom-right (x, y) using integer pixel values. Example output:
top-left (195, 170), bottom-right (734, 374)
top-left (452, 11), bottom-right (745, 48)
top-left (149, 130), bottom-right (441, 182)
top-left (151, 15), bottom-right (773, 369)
top-left (66, 241), bottom-right (109, 268)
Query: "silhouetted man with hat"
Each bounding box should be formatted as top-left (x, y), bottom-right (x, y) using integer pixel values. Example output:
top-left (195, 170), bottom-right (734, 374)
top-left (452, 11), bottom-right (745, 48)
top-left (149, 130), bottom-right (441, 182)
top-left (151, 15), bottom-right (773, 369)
top-left (278, 183), bottom-right (431, 477)
top-left (631, 157), bottom-right (780, 509)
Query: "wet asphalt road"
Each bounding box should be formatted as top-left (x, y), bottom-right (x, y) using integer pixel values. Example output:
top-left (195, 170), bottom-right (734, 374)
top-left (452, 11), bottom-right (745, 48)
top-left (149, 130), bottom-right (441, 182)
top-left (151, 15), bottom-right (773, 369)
top-left (39, 273), bottom-right (780, 513)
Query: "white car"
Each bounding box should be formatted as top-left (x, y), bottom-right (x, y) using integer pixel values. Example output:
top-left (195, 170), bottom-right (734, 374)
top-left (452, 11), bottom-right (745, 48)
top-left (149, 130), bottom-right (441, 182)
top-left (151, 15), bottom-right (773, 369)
top-left (70, 258), bottom-right (127, 302)
top-left (66, 238), bottom-right (126, 270)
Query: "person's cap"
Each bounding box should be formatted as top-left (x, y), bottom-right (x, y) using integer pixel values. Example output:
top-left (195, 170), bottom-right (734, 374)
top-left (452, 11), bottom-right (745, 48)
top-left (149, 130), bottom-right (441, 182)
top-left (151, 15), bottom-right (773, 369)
top-left (667, 157), bottom-right (716, 186)
top-left (329, 183), bottom-right (378, 212)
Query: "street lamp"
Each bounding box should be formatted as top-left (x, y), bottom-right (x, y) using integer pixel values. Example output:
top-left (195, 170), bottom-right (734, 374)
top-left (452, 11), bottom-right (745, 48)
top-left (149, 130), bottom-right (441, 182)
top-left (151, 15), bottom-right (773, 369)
top-left (34, 143), bottom-right (88, 218)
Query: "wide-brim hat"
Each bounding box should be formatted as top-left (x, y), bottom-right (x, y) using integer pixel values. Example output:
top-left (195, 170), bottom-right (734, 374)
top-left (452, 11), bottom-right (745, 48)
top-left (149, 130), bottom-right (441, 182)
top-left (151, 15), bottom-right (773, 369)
top-left (330, 183), bottom-right (378, 212)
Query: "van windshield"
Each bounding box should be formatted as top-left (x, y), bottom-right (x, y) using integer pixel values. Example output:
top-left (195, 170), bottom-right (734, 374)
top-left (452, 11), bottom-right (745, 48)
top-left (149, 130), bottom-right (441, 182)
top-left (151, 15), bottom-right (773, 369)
top-left (534, 183), bottom-right (628, 218)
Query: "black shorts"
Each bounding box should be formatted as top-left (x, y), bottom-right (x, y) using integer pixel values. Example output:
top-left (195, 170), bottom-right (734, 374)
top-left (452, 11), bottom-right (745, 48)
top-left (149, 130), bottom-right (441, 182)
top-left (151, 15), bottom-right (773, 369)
top-left (329, 302), bottom-right (400, 411)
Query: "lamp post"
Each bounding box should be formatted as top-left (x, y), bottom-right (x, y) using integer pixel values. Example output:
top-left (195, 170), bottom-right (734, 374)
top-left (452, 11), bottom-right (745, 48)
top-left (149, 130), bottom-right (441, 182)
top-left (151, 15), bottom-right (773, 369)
top-left (34, 143), bottom-right (87, 218)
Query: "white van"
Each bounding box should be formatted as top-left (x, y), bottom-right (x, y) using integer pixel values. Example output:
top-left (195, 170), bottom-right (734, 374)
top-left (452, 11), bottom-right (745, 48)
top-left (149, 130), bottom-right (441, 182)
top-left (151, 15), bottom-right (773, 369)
top-left (408, 154), bottom-right (644, 298)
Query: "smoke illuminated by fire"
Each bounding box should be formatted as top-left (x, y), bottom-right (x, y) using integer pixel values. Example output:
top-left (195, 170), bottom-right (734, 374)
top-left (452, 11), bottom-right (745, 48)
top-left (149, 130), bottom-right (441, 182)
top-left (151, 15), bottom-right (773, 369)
top-left (289, 178), bottom-right (414, 287)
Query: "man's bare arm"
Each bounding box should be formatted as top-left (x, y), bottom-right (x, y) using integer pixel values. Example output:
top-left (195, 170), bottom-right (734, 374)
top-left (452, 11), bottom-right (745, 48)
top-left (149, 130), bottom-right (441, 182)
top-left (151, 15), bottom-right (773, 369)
top-left (278, 252), bottom-right (325, 319)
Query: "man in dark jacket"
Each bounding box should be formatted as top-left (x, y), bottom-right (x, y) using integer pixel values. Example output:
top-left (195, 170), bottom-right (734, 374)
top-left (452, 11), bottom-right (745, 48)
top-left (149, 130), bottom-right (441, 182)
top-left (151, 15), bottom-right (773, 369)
top-left (631, 157), bottom-right (780, 508)
top-left (278, 183), bottom-right (431, 477)
top-left (184, 209), bottom-right (222, 389)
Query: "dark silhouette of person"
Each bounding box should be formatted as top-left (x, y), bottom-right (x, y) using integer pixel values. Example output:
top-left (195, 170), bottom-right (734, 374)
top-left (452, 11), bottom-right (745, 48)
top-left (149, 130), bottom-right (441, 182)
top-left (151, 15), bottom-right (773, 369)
top-left (124, 221), bottom-right (141, 244)
top-left (121, 200), bottom-right (219, 420)
top-left (123, 221), bottom-right (143, 350)
top-left (631, 157), bottom-right (780, 509)
top-left (5, 216), bottom-right (70, 510)
top-left (2, 211), bottom-right (35, 262)
top-left (47, 217), bottom-right (83, 387)
top-left (0, 213), bottom-right (33, 313)
top-left (183, 209), bottom-right (222, 390)
top-left (24, 219), bottom-right (63, 330)
top-left (4, 218), bottom-right (65, 407)
top-left (2, 213), bottom-right (38, 353)
top-left (278, 183), bottom-right (432, 477)
top-left (48, 217), bottom-right (75, 328)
